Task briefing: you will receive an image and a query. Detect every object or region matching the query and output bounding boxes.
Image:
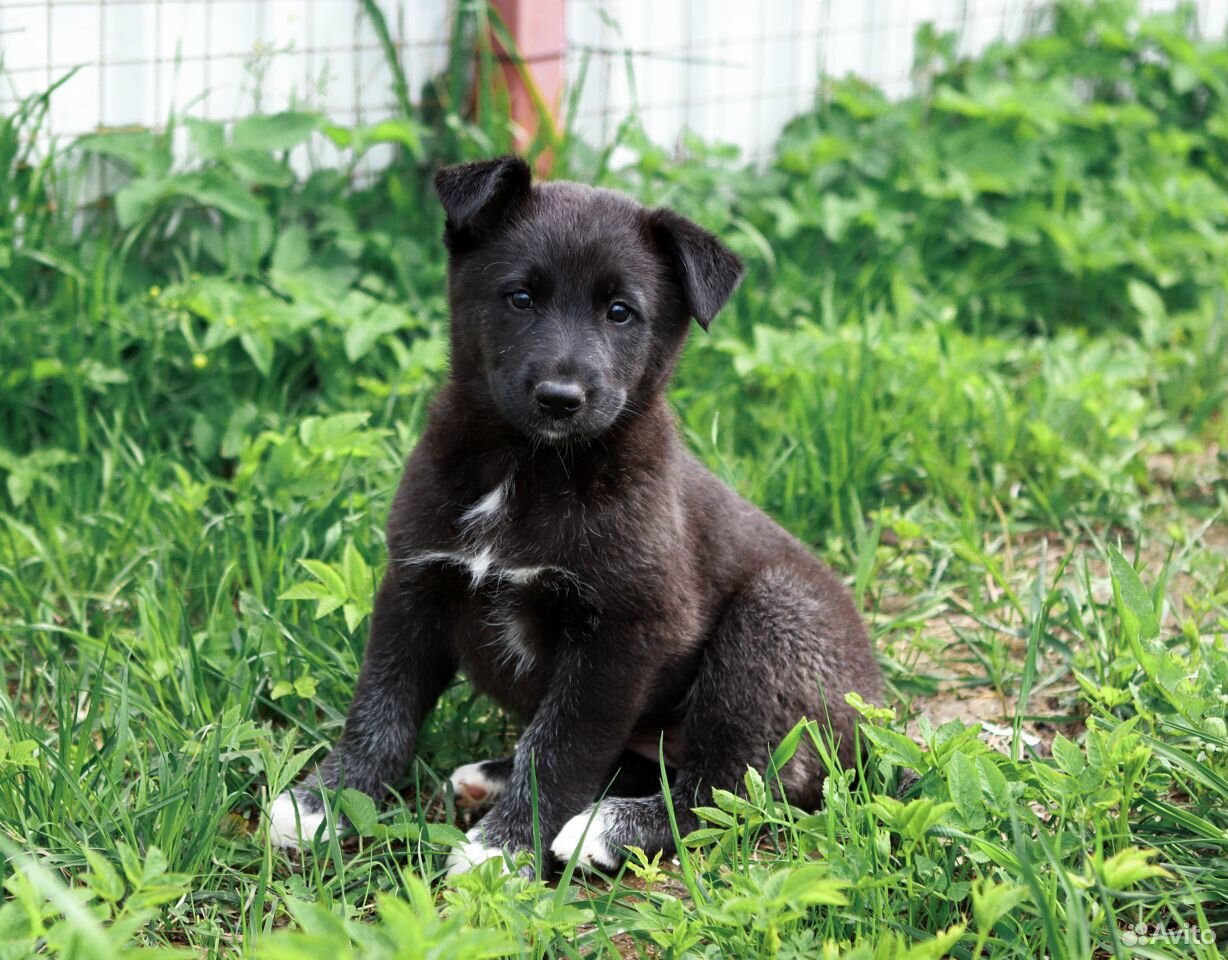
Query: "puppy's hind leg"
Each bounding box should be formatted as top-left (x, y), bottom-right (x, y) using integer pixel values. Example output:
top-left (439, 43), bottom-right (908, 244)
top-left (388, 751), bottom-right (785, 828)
top-left (551, 565), bottom-right (878, 871)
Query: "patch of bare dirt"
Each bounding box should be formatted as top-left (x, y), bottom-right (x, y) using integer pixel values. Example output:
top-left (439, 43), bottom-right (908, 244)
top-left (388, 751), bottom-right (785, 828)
top-left (892, 507), bottom-right (1228, 759)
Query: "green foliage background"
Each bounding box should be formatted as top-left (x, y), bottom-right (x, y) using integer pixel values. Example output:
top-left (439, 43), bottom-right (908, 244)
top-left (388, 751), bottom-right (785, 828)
top-left (0, 1), bottom-right (1225, 957)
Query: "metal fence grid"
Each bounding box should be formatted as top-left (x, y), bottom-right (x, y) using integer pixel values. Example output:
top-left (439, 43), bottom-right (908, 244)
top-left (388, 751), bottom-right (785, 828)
top-left (2, 0), bottom-right (1227, 162)
top-left (0, 0), bottom-right (452, 138)
top-left (564, 0), bottom-right (1228, 161)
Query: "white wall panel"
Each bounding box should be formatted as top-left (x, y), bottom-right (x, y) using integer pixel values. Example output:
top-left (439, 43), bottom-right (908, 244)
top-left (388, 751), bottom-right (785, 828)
top-left (566, 0), bottom-right (1228, 160)
top-left (1, 0), bottom-right (1226, 160)
top-left (0, 0), bottom-right (452, 138)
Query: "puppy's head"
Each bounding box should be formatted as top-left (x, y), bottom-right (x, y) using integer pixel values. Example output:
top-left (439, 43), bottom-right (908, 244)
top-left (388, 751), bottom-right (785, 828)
top-left (434, 156), bottom-right (743, 443)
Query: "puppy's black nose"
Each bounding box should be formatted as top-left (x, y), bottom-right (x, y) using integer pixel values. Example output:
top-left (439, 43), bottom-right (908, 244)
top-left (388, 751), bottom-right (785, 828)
top-left (534, 381), bottom-right (585, 420)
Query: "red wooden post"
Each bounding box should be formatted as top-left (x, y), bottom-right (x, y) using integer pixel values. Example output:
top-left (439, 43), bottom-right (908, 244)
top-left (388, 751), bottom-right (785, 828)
top-left (489, 0), bottom-right (566, 168)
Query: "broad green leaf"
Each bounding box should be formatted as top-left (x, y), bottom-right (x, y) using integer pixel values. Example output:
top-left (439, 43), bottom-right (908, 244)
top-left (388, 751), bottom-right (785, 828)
top-left (778, 863), bottom-right (848, 906)
top-left (710, 788), bottom-right (751, 815)
top-left (859, 724), bottom-right (926, 768)
top-left (324, 118), bottom-right (424, 158)
top-left (1127, 279), bottom-right (1166, 323)
top-left (341, 544), bottom-right (371, 599)
top-left (310, 597), bottom-right (344, 619)
top-left (139, 846), bottom-right (169, 886)
top-left (1109, 547), bottom-right (1159, 642)
top-left (900, 799), bottom-right (956, 839)
top-left (342, 603), bottom-right (366, 634)
top-left (184, 117), bottom-right (225, 159)
top-left (1050, 733), bottom-right (1086, 776)
top-left (298, 559), bottom-right (348, 598)
top-left (0, 736), bottom-right (39, 766)
top-left (239, 331), bottom-right (275, 376)
top-left (342, 303), bottom-right (414, 362)
top-left (899, 924), bottom-right (967, 959)
top-left (115, 841), bottom-right (143, 887)
top-left (946, 748), bottom-right (985, 828)
top-left (271, 224), bottom-right (311, 274)
top-left (743, 766), bottom-right (767, 807)
top-left (114, 177), bottom-right (167, 228)
top-left (278, 582), bottom-right (333, 601)
top-left (971, 878), bottom-right (1027, 932)
top-left (1095, 847), bottom-right (1172, 889)
top-left (127, 884), bottom-right (188, 910)
top-left (76, 130), bottom-right (170, 177)
top-left (176, 171), bottom-right (266, 221)
top-left (224, 148), bottom-right (294, 187)
top-left (81, 849), bottom-right (125, 903)
top-left (339, 789), bottom-right (377, 834)
top-left (232, 112), bottom-right (321, 152)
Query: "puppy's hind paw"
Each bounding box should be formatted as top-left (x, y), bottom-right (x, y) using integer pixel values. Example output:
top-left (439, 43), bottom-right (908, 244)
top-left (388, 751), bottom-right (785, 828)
top-left (550, 803), bottom-right (620, 872)
top-left (448, 760), bottom-right (508, 810)
top-left (268, 790), bottom-right (331, 849)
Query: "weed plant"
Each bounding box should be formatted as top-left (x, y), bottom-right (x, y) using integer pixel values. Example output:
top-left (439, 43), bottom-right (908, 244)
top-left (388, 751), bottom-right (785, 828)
top-left (0, 1), bottom-right (1225, 957)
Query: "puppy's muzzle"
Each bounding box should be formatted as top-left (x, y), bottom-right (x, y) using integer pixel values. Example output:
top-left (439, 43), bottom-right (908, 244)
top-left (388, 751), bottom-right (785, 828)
top-left (534, 381), bottom-right (586, 420)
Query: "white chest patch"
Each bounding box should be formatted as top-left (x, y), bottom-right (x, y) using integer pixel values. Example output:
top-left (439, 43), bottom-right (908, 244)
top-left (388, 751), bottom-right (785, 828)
top-left (395, 472), bottom-right (580, 605)
top-left (460, 477), bottom-right (510, 528)
top-left (467, 546), bottom-right (496, 583)
top-left (397, 548), bottom-right (550, 588)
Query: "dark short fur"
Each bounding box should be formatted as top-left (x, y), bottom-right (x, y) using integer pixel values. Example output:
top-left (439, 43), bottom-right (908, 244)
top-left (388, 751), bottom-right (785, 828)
top-left (276, 156), bottom-right (882, 869)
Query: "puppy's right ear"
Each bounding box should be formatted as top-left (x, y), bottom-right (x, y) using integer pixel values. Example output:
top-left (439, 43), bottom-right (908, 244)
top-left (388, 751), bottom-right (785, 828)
top-left (434, 156), bottom-right (532, 249)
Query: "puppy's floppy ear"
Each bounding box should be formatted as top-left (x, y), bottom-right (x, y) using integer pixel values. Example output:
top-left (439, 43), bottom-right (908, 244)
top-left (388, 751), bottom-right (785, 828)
top-left (434, 155), bottom-right (532, 247)
top-left (649, 208), bottom-right (744, 330)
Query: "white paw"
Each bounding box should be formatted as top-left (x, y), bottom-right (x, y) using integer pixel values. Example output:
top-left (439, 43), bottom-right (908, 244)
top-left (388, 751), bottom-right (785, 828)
top-left (449, 761), bottom-right (506, 810)
top-left (550, 804), bottom-right (618, 871)
top-left (445, 826), bottom-right (508, 877)
top-left (268, 791), bottom-right (329, 849)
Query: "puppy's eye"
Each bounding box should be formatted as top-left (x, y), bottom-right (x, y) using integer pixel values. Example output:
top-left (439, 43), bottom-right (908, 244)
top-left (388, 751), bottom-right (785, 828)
top-left (509, 290), bottom-right (534, 311)
top-left (607, 301), bottom-right (633, 324)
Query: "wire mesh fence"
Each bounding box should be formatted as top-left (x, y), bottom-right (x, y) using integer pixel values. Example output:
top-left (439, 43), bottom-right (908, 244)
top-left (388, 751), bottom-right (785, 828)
top-left (2, 0), bottom-right (1227, 160)
top-left (566, 0), bottom-right (1228, 161)
top-left (0, 1), bottom-right (453, 137)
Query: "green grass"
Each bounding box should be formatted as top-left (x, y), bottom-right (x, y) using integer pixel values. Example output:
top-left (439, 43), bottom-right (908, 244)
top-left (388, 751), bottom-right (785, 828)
top-left (2, 1), bottom-right (1227, 957)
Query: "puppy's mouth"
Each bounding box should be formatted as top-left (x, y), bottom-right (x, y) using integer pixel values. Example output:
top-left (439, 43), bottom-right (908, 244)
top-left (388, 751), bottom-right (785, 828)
top-left (526, 390), bottom-right (625, 445)
top-left (533, 423), bottom-right (578, 444)
top-left (528, 411), bottom-right (614, 445)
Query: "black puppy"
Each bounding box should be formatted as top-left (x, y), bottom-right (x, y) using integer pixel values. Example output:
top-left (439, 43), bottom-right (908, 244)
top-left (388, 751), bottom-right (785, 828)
top-left (269, 156), bottom-right (882, 873)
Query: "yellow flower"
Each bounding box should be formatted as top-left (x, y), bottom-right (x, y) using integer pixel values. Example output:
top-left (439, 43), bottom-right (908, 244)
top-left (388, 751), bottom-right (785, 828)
top-left (192, 353), bottom-right (208, 369)
top-left (149, 285), bottom-right (162, 298)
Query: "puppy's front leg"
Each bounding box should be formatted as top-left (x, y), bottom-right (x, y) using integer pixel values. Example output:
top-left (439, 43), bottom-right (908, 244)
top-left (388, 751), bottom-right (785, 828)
top-left (269, 574), bottom-right (457, 848)
top-left (446, 638), bottom-right (647, 875)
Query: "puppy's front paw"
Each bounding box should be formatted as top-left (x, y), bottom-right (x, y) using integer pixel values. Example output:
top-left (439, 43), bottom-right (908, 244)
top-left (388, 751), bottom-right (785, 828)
top-left (550, 803), bottom-right (620, 872)
top-left (448, 759), bottom-right (509, 810)
top-left (268, 789), bottom-right (331, 849)
top-left (445, 824), bottom-right (509, 877)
